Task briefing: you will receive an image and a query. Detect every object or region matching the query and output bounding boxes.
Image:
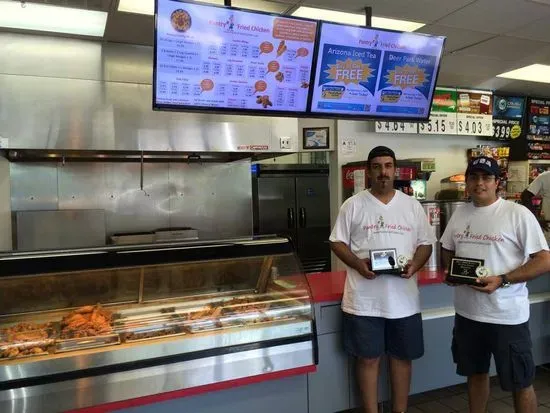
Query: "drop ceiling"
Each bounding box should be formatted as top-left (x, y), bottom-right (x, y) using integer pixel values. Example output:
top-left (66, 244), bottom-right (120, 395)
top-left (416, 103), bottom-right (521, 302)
top-left (4, 0), bottom-right (550, 96)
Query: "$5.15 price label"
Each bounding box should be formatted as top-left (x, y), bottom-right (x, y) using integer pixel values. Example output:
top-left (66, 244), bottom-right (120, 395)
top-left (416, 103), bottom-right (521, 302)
top-left (418, 112), bottom-right (456, 135)
top-left (375, 121), bottom-right (418, 134)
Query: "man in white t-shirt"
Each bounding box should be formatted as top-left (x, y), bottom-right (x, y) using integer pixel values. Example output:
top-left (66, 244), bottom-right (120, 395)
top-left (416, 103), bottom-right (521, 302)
top-left (329, 146), bottom-right (435, 413)
top-left (521, 170), bottom-right (550, 236)
top-left (441, 156), bottom-right (550, 413)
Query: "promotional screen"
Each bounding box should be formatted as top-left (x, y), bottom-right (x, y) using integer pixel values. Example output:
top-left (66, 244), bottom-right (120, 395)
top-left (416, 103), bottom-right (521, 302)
top-left (310, 22), bottom-right (445, 120)
top-left (154, 0), bottom-right (318, 114)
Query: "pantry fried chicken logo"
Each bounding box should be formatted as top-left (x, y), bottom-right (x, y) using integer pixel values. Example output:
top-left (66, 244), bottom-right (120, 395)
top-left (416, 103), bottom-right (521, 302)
top-left (385, 64), bottom-right (427, 90)
top-left (362, 215), bottom-right (412, 234)
top-left (325, 58), bottom-right (373, 85)
top-left (454, 224), bottom-right (504, 243)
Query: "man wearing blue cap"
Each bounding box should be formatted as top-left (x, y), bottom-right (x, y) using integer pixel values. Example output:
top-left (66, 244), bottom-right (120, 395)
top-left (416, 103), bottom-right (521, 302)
top-left (441, 156), bottom-right (550, 413)
top-left (330, 146), bottom-right (435, 413)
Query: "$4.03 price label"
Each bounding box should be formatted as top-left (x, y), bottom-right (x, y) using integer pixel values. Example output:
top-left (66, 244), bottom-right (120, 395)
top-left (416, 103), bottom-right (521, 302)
top-left (375, 121), bottom-right (418, 134)
top-left (457, 118), bottom-right (493, 136)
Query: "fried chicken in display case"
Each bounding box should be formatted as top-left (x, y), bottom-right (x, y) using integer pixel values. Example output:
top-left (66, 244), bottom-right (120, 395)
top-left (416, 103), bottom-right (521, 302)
top-left (0, 237), bottom-right (316, 413)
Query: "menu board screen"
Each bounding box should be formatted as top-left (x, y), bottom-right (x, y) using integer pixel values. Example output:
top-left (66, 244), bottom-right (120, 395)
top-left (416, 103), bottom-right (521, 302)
top-left (309, 22), bottom-right (445, 120)
top-left (154, 0), bottom-right (318, 114)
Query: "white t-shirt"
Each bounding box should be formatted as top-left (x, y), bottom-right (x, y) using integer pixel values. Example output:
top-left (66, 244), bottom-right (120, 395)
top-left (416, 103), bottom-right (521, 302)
top-left (528, 171), bottom-right (550, 220)
top-left (440, 198), bottom-right (548, 325)
top-left (329, 190), bottom-right (436, 319)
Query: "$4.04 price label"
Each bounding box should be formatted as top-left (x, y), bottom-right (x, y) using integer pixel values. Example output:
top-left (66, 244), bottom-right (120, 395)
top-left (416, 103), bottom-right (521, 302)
top-left (418, 112), bottom-right (456, 135)
top-left (375, 121), bottom-right (418, 134)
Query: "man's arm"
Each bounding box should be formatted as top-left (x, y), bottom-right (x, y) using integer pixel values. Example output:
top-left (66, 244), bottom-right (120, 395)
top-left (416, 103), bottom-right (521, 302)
top-left (403, 244), bottom-right (432, 278)
top-left (507, 250), bottom-right (550, 283)
top-left (472, 250), bottom-right (550, 294)
top-left (441, 247), bottom-right (456, 285)
top-left (441, 247), bottom-right (455, 269)
top-left (330, 241), bottom-right (375, 279)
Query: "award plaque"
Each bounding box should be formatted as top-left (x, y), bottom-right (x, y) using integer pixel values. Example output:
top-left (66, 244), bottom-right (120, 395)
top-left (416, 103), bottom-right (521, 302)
top-left (369, 248), bottom-right (406, 275)
top-left (448, 257), bottom-right (486, 285)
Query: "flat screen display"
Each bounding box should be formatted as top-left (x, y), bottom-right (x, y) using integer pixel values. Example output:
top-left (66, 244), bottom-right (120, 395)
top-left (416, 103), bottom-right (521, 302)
top-left (154, 0), bottom-right (318, 115)
top-left (309, 22), bottom-right (445, 120)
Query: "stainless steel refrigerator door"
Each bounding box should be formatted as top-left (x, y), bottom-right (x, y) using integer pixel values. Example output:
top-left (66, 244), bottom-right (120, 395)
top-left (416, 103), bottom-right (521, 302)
top-left (256, 176), bottom-right (297, 243)
top-left (295, 176), bottom-right (331, 272)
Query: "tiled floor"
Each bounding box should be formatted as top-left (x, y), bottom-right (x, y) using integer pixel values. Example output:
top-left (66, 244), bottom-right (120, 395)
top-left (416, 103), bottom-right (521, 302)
top-left (349, 366), bottom-right (550, 413)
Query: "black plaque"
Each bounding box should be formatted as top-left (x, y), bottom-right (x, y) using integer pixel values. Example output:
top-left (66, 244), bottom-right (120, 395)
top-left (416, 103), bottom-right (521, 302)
top-left (448, 257), bottom-right (485, 285)
top-left (369, 248), bottom-right (403, 275)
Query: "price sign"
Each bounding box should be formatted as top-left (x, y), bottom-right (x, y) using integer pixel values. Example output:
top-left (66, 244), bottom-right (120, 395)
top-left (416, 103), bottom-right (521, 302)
top-left (492, 96), bottom-right (525, 141)
top-left (456, 89), bottom-right (493, 137)
top-left (419, 113), bottom-right (456, 135)
top-left (457, 119), bottom-right (493, 136)
top-left (375, 121), bottom-right (418, 134)
top-left (418, 87), bottom-right (458, 135)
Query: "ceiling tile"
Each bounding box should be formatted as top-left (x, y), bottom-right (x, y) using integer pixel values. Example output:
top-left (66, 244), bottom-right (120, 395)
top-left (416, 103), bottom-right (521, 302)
top-left (436, 0), bottom-right (550, 34)
top-left (439, 54), bottom-right (515, 78)
top-left (233, 0), bottom-right (291, 13)
top-left (451, 36), bottom-right (549, 62)
top-left (419, 24), bottom-right (494, 53)
top-left (293, 0), bottom-right (476, 23)
top-left (104, 12), bottom-right (153, 46)
top-left (507, 16), bottom-right (550, 42)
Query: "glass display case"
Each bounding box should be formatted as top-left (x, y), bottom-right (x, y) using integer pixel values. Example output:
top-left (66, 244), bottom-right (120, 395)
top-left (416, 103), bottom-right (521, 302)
top-left (0, 237), bottom-right (316, 413)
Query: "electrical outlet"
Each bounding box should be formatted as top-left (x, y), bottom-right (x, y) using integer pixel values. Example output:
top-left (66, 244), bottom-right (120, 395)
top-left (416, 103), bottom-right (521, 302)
top-left (279, 137), bottom-right (292, 149)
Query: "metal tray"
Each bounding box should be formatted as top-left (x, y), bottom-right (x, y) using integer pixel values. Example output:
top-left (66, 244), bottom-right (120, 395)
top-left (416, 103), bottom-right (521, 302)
top-left (56, 334), bottom-right (120, 352)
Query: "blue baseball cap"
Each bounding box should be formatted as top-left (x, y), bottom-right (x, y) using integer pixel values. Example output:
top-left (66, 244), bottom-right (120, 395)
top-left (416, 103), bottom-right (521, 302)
top-left (466, 156), bottom-right (500, 177)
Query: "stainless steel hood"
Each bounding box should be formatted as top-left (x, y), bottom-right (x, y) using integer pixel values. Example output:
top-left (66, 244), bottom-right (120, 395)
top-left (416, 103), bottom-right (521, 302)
top-left (0, 33), bottom-right (301, 153)
top-left (5, 149), bottom-right (290, 163)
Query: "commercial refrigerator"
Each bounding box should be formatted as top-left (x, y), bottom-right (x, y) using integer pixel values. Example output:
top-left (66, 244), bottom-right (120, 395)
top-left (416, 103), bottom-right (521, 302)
top-left (252, 164), bottom-right (331, 273)
top-left (0, 236), bottom-right (316, 413)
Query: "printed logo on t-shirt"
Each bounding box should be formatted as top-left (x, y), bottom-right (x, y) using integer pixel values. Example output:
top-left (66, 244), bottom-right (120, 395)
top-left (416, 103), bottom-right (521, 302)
top-left (453, 224), bottom-right (504, 244)
top-left (362, 215), bottom-right (412, 235)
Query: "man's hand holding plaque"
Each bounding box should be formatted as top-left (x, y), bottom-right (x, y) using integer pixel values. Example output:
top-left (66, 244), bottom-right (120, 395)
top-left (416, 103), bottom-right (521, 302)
top-left (369, 249), bottom-right (409, 276)
top-left (448, 257), bottom-right (488, 285)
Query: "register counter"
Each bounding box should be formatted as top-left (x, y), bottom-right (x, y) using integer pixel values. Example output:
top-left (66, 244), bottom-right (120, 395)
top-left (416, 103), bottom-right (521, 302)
top-left (307, 270), bottom-right (550, 413)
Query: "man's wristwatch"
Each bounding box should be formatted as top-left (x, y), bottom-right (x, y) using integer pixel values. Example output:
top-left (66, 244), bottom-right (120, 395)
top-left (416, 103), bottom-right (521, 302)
top-left (499, 274), bottom-right (511, 288)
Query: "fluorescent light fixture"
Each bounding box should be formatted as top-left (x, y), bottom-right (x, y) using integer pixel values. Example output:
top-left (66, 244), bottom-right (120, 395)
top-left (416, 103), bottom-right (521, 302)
top-left (118, 0), bottom-right (154, 15)
top-left (118, 0), bottom-right (224, 15)
top-left (0, 0), bottom-right (107, 37)
top-left (497, 64), bottom-right (550, 84)
top-left (291, 6), bottom-right (424, 32)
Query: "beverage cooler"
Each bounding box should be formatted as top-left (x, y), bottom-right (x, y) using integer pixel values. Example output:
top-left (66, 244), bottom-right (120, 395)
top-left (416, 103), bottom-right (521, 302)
top-left (0, 237), bottom-right (317, 413)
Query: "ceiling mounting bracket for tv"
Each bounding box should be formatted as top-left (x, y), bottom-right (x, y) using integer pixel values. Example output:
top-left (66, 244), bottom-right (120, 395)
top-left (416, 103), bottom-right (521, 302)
top-left (364, 6), bottom-right (372, 27)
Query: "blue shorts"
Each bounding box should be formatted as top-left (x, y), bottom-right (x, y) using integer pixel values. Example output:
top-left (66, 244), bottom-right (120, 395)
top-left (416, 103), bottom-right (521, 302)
top-left (343, 312), bottom-right (424, 360)
top-left (452, 314), bottom-right (535, 392)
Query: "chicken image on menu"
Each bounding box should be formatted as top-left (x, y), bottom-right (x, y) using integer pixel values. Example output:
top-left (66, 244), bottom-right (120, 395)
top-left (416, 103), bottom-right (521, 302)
top-left (374, 51), bottom-right (437, 117)
top-left (154, 0), bottom-right (317, 112)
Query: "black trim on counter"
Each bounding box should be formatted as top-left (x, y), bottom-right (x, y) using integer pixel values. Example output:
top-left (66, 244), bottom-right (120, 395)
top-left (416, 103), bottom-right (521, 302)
top-left (0, 238), bottom-right (294, 277)
top-left (0, 334), bottom-right (313, 391)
